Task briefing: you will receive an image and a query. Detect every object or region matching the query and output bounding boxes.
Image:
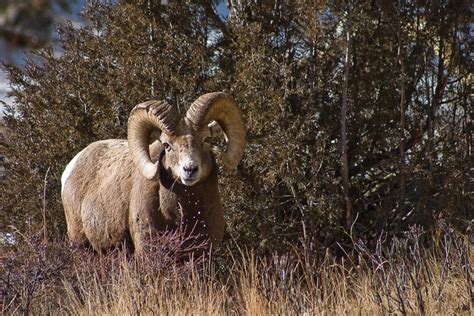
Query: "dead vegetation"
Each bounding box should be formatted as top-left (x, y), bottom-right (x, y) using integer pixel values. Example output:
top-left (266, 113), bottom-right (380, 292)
top-left (1, 224), bottom-right (472, 315)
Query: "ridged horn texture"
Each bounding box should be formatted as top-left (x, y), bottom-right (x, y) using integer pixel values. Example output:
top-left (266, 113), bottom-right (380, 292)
top-left (128, 100), bottom-right (180, 180)
top-left (186, 92), bottom-right (246, 169)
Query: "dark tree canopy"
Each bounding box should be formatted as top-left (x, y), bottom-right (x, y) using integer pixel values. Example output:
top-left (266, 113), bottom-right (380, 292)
top-left (1, 0), bottom-right (471, 251)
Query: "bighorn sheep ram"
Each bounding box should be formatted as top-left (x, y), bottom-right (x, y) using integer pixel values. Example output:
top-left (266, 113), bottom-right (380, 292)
top-left (61, 93), bottom-right (245, 253)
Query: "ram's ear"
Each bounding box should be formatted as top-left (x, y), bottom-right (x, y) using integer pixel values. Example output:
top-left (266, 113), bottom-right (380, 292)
top-left (202, 121), bottom-right (228, 156)
top-left (208, 121), bottom-right (225, 139)
top-left (202, 121), bottom-right (224, 139)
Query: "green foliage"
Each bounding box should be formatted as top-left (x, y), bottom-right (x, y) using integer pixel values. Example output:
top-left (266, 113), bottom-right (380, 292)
top-left (1, 1), bottom-right (471, 251)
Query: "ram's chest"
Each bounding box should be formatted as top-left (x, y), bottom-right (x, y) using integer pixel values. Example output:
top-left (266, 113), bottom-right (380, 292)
top-left (159, 185), bottom-right (207, 235)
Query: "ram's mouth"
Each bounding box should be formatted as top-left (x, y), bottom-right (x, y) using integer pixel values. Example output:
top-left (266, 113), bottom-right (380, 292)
top-left (180, 176), bottom-right (199, 186)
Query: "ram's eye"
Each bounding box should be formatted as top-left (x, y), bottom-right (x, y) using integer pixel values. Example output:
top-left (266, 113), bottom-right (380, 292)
top-left (163, 143), bottom-right (172, 151)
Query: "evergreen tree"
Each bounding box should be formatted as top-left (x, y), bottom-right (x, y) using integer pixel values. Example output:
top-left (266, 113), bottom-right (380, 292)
top-left (1, 0), bottom-right (471, 250)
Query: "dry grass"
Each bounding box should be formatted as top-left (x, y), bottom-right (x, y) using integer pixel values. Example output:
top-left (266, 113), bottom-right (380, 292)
top-left (1, 226), bottom-right (472, 315)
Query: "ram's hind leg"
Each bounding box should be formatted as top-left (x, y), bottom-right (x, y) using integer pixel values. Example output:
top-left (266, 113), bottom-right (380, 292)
top-left (62, 194), bottom-right (88, 247)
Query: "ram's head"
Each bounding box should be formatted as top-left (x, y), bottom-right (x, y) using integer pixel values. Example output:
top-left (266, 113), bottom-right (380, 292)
top-left (127, 92), bottom-right (246, 185)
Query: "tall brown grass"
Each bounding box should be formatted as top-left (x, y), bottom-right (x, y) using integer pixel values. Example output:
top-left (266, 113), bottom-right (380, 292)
top-left (1, 226), bottom-right (472, 315)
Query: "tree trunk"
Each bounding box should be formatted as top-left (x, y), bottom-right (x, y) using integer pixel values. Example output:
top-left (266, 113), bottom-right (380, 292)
top-left (398, 1), bottom-right (406, 211)
top-left (341, 5), bottom-right (352, 229)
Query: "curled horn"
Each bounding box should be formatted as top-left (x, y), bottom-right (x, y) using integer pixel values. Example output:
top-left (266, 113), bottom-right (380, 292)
top-left (128, 100), bottom-right (180, 179)
top-left (186, 92), bottom-right (246, 169)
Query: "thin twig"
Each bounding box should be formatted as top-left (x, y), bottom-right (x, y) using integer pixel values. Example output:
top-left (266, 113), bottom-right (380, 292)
top-left (42, 166), bottom-right (51, 243)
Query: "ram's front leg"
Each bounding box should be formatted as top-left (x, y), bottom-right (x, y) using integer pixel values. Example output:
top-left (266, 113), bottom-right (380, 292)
top-left (129, 181), bottom-right (162, 253)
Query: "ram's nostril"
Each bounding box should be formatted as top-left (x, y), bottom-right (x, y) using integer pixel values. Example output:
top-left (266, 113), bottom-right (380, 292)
top-left (184, 165), bottom-right (198, 175)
